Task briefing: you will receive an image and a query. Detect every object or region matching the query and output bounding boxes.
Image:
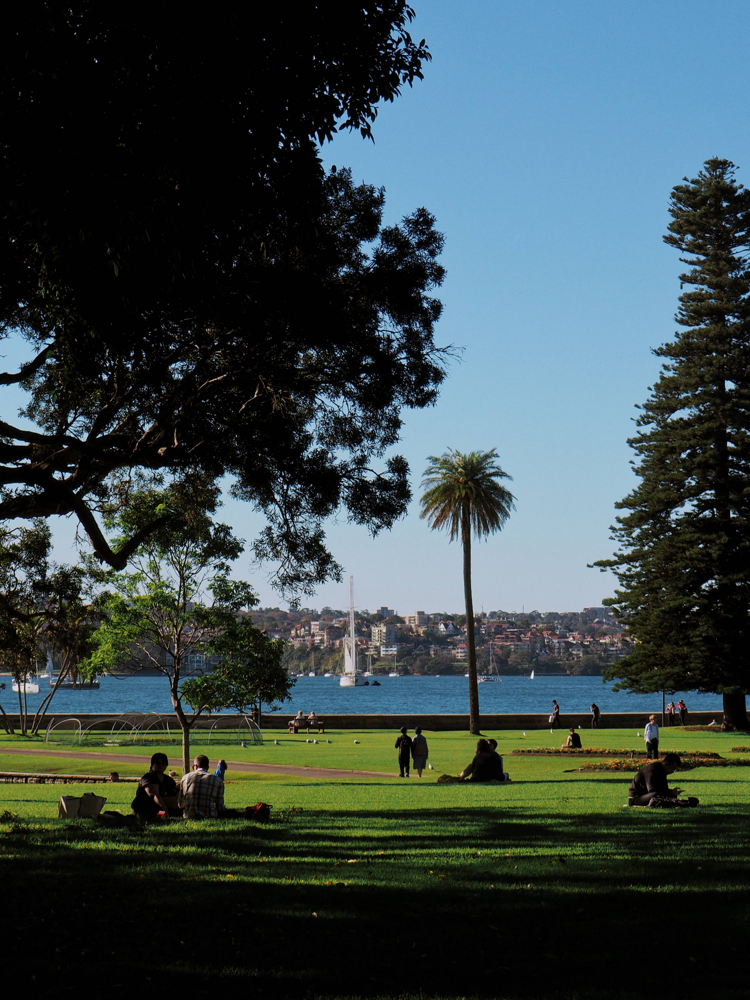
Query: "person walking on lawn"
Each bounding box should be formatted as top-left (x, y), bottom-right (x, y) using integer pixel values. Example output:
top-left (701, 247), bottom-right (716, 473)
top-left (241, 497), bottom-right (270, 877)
top-left (395, 727), bottom-right (412, 777)
top-left (551, 699), bottom-right (561, 728)
top-left (411, 726), bottom-right (429, 777)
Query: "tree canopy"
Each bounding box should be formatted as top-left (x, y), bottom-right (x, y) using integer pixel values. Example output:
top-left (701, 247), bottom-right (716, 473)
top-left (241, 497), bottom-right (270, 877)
top-left (598, 158), bottom-right (750, 729)
top-left (0, 5), bottom-right (445, 595)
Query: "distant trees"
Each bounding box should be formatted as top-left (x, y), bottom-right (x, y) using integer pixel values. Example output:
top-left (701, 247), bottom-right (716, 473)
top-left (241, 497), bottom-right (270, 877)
top-left (599, 159), bottom-right (750, 730)
top-left (420, 449), bottom-right (515, 734)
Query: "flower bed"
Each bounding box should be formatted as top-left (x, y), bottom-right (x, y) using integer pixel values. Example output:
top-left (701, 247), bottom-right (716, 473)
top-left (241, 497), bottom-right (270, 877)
top-left (731, 746), bottom-right (750, 752)
top-left (577, 757), bottom-right (750, 772)
top-left (512, 747), bottom-right (722, 758)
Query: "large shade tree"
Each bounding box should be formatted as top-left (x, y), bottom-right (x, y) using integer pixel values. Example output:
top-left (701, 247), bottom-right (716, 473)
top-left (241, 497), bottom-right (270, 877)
top-left (420, 450), bottom-right (515, 734)
top-left (0, 5), bottom-right (445, 595)
top-left (597, 158), bottom-right (750, 730)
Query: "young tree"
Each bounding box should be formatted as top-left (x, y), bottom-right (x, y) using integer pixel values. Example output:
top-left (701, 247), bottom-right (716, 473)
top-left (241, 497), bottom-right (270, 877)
top-left (0, 8), bottom-right (446, 594)
top-left (84, 495), bottom-right (288, 768)
top-left (598, 158), bottom-right (750, 730)
top-left (420, 450), bottom-right (515, 734)
top-left (0, 520), bottom-right (93, 735)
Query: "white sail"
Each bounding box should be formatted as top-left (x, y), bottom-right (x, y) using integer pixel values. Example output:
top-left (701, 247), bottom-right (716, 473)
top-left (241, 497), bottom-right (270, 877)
top-left (340, 576), bottom-right (365, 686)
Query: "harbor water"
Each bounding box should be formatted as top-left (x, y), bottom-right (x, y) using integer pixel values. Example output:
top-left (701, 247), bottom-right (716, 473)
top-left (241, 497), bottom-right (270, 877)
top-left (2, 673), bottom-right (736, 717)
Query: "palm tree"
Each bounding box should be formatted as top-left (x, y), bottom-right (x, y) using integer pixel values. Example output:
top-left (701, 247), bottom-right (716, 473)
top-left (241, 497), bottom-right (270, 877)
top-left (420, 449), bottom-right (515, 734)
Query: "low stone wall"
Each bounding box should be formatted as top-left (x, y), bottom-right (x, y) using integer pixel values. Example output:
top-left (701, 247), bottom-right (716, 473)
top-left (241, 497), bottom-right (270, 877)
top-left (1, 711), bottom-right (723, 731)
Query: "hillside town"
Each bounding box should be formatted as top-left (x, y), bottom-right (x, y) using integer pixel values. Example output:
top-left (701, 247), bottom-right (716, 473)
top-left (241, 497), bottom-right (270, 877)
top-left (251, 605), bottom-right (632, 677)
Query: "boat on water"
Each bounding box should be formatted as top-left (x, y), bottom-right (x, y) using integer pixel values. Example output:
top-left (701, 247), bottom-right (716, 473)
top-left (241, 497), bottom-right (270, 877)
top-left (340, 576), bottom-right (365, 687)
top-left (50, 677), bottom-right (100, 689)
top-left (12, 675), bottom-right (39, 694)
top-left (530, 670), bottom-right (535, 680)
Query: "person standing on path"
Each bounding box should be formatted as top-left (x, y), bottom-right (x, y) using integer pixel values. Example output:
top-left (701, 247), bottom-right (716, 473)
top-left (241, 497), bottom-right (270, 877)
top-left (666, 702), bottom-right (675, 726)
top-left (677, 699), bottom-right (688, 725)
top-left (395, 727), bottom-right (412, 778)
top-left (590, 703), bottom-right (601, 729)
top-left (411, 726), bottom-right (428, 778)
top-left (644, 714), bottom-right (659, 759)
top-left (551, 699), bottom-right (561, 728)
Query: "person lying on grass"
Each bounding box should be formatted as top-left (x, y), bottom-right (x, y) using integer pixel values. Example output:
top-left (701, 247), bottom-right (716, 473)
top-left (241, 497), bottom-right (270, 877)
top-left (459, 739), bottom-right (506, 783)
top-left (131, 752), bottom-right (181, 820)
top-left (628, 753), bottom-right (699, 808)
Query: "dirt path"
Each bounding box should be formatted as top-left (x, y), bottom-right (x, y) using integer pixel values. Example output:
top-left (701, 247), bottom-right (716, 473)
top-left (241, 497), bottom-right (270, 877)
top-left (0, 746), bottom-right (394, 780)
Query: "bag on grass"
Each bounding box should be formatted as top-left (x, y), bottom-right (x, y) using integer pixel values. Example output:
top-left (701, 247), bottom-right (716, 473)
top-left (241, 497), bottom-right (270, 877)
top-left (78, 793), bottom-right (107, 818)
top-left (59, 796), bottom-right (81, 819)
top-left (436, 774), bottom-right (464, 784)
top-left (244, 802), bottom-right (272, 822)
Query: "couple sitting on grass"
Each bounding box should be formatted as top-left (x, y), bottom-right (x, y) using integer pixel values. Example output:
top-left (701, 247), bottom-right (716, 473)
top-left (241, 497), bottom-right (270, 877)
top-left (132, 753), bottom-right (228, 820)
top-left (437, 738), bottom-right (510, 784)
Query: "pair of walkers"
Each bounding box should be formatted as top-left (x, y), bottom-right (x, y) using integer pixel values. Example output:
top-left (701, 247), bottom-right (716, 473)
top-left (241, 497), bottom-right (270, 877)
top-left (395, 726), bottom-right (429, 777)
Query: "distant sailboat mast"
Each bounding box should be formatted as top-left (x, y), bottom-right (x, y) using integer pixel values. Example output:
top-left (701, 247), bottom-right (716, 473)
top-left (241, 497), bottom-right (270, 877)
top-left (340, 575), bottom-right (364, 687)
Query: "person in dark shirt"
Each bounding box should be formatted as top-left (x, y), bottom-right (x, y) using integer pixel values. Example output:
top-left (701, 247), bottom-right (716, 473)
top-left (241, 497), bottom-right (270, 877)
top-left (628, 753), bottom-right (695, 806)
top-left (460, 739), bottom-right (504, 783)
top-left (590, 703), bottom-right (601, 728)
top-left (564, 728), bottom-right (582, 749)
top-left (395, 727), bottom-right (412, 777)
top-left (486, 738), bottom-right (508, 781)
top-left (132, 752), bottom-right (179, 819)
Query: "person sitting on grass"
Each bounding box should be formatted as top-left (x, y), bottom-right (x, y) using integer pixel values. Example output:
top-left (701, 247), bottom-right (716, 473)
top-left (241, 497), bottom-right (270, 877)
top-left (460, 739), bottom-right (504, 783)
top-left (178, 754), bottom-right (225, 819)
top-left (628, 753), bottom-right (698, 808)
top-left (564, 729), bottom-right (582, 749)
top-left (131, 752), bottom-right (180, 820)
top-left (487, 738), bottom-right (509, 782)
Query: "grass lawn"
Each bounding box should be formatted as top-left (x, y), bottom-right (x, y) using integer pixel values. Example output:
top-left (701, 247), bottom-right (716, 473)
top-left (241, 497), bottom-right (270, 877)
top-left (1, 729), bottom-right (749, 999)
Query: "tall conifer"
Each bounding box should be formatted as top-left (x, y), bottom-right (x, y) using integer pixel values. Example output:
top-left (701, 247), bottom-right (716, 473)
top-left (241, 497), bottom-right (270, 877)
top-left (600, 159), bottom-right (750, 729)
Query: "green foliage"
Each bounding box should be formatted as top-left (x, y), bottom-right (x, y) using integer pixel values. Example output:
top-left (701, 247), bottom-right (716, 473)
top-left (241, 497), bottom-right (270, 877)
top-left (0, 520), bottom-right (93, 733)
top-left (599, 159), bottom-right (750, 728)
top-left (83, 493), bottom-right (290, 762)
top-left (0, 8), bottom-right (445, 594)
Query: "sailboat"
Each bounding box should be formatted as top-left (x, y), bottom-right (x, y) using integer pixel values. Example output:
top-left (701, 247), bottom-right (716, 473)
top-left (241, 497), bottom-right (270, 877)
top-left (340, 576), bottom-right (365, 687)
top-left (530, 669), bottom-right (535, 680)
top-left (12, 674), bottom-right (39, 694)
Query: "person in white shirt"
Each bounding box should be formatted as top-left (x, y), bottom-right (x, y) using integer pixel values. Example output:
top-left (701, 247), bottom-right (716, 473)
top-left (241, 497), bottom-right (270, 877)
top-left (644, 714), bottom-right (659, 759)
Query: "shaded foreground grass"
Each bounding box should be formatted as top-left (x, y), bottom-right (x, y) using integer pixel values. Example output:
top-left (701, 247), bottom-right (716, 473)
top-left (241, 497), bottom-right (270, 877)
top-left (2, 740), bottom-right (749, 999)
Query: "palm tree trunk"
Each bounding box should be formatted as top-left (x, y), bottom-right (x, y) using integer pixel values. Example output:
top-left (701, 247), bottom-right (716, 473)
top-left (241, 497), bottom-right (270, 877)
top-left (462, 510), bottom-right (480, 734)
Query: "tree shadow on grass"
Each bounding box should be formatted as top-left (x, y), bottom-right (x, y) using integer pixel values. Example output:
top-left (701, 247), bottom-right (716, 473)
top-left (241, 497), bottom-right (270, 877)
top-left (2, 805), bottom-right (749, 999)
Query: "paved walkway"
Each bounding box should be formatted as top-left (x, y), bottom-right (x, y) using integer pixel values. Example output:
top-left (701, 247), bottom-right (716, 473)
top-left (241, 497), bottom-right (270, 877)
top-left (0, 747), bottom-right (394, 780)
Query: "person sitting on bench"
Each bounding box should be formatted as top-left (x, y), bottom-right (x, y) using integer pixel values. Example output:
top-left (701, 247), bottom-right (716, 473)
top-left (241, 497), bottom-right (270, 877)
top-left (307, 711), bottom-right (324, 734)
top-left (288, 711), bottom-right (304, 734)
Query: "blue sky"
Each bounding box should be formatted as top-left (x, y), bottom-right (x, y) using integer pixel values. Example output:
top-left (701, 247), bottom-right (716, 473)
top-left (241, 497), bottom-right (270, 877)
top-left (5, 1), bottom-right (750, 615)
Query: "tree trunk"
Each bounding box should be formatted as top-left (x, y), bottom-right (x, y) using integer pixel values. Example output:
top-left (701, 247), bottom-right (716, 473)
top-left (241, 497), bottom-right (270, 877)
top-left (462, 511), bottom-right (480, 734)
top-left (0, 701), bottom-right (14, 734)
top-left (722, 691), bottom-right (749, 731)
